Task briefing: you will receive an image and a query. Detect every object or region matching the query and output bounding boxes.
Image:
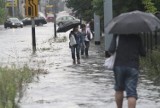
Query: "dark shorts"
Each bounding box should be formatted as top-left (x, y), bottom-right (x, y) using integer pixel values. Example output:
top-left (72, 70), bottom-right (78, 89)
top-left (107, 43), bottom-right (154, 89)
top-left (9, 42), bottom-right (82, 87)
top-left (113, 66), bottom-right (139, 99)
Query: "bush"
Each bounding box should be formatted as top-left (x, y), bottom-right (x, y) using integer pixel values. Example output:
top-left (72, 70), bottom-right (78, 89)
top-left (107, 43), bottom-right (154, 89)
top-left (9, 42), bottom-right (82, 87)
top-left (140, 50), bottom-right (160, 84)
top-left (0, 65), bottom-right (39, 108)
top-left (0, 1), bottom-right (6, 24)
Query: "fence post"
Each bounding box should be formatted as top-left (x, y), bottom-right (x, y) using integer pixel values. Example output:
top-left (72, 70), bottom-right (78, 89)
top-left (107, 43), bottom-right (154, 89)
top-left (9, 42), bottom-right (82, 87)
top-left (150, 32), bottom-right (153, 53)
top-left (143, 33), bottom-right (146, 49)
top-left (147, 33), bottom-right (149, 53)
top-left (155, 30), bottom-right (158, 49)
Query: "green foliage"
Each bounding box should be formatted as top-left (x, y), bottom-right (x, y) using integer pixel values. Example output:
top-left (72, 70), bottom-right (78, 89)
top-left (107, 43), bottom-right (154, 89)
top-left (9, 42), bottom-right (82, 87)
top-left (0, 0), bottom-right (5, 8)
top-left (113, 0), bottom-right (144, 16)
top-left (0, 65), bottom-right (39, 108)
top-left (142, 0), bottom-right (157, 13)
top-left (65, 0), bottom-right (159, 19)
top-left (0, 8), bottom-right (6, 24)
top-left (92, 0), bottom-right (103, 17)
top-left (140, 51), bottom-right (160, 84)
top-left (154, 0), bottom-right (160, 12)
top-left (87, 0), bottom-right (146, 17)
top-left (65, 0), bottom-right (94, 21)
top-left (0, 0), bottom-right (6, 24)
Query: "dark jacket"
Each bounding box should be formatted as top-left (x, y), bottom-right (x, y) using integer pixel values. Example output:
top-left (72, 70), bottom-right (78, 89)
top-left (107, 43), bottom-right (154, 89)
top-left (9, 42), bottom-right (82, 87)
top-left (69, 31), bottom-right (83, 45)
top-left (109, 34), bottom-right (146, 69)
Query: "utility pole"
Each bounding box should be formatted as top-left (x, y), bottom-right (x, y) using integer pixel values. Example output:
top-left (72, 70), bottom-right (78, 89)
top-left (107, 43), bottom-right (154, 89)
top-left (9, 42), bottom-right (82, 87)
top-left (104, 0), bottom-right (113, 57)
top-left (53, 0), bottom-right (57, 38)
top-left (31, 17), bottom-right (36, 53)
top-left (49, 0), bottom-right (58, 38)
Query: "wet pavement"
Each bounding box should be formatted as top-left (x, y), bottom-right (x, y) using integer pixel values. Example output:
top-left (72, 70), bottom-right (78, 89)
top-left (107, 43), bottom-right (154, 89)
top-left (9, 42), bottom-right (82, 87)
top-left (19, 38), bottom-right (160, 108)
top-left (0, 23), bottom-right (160, 108)
top-left (0, 25), bottom-right (3, 30)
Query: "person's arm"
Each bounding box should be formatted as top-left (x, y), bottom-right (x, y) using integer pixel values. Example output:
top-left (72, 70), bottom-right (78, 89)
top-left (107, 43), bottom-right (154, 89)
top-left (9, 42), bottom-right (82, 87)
top-left (108, 35), bottom-right (117, 55)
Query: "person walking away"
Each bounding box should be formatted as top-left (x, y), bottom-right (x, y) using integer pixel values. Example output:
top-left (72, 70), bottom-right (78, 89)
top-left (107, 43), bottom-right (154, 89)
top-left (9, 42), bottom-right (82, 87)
top-left (89, 19), bottom-right (94, 36)
top-left (108, 34), bottom-right (146, 108)
top-left (81, 24), bottom-right (91, 58)
top-left (69, 26), bottom-right (83, 64)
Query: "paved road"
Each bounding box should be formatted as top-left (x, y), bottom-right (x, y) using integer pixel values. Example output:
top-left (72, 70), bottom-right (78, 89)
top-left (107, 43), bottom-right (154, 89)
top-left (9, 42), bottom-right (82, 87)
top-left (0, 25), bottom-right (3, 30)
top-left (0, 23), bottom-right (160, 108)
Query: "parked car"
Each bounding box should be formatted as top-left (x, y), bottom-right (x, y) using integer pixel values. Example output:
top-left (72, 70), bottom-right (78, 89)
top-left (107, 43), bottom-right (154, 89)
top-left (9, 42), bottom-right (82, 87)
top-left (22, 17), bottom-right (47, 26)
top-left (46, 13), bottom-right (54, 22)
top-left (56, 15), bottom-right (80, 26)
top-left (4, 18), bottom-right (23, 28)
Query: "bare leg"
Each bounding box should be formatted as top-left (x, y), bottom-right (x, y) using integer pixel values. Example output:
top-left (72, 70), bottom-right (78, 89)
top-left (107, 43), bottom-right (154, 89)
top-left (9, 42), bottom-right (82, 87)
top-left (115, 91), bottom-right (124, 108)
top-left (128, 97), bottom-right (136, 108)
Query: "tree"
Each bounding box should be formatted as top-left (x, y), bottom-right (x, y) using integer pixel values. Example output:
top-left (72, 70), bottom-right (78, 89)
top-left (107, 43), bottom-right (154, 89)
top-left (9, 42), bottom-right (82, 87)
top-left (113, 0), bottom-right (145, 16)
top-left (153, 0), bottom-right (160, 12)
top-left (0, 0), bottom-right (6, 24)
top-left (65, 0), bottom-right (94, 21)
top-left (65, 0), bottom-right (159, 26)
top-left (92, 0), bottom-right (103, 17)
top-left (142, 0), bottom-right (157, 13)
top-left (92, 0), bottom-right (145, 17)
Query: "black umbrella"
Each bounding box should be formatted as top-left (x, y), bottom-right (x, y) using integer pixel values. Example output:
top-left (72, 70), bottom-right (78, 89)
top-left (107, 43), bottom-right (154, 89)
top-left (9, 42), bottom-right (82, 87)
top-left (57, 21), bottom-right (81, 32)
top-left (105, 10), bottom-right (160, 34)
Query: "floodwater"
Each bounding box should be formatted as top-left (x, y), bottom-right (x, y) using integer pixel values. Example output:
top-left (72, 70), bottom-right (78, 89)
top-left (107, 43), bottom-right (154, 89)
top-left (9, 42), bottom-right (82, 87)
top-left (0, 23), bottom-right (160, 108)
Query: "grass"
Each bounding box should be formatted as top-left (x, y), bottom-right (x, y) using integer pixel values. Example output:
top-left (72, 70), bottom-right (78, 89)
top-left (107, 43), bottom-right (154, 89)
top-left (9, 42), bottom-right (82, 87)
top-left (40, 47), bottom-right (51, 51)
top-left (0, 64), bottom-right (41, 108)
top-left (48, 36), bottom-right (67, 45)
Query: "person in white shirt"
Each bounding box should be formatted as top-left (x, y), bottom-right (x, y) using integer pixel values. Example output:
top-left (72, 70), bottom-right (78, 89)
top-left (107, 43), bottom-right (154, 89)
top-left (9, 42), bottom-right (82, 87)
top-left (80, 24), bottom-right (92, 58)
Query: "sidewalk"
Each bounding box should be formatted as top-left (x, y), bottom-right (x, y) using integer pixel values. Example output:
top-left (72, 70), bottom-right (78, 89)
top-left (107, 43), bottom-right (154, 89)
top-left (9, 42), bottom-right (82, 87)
top-left (19, 38), bottom-right (113, 108)
top-left (19, 36), bottom-right (160, 108)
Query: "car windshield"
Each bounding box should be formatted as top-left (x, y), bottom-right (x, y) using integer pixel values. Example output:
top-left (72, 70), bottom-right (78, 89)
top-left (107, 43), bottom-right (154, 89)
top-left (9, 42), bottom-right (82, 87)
top-left (10, 18), bottom-right (20, 23)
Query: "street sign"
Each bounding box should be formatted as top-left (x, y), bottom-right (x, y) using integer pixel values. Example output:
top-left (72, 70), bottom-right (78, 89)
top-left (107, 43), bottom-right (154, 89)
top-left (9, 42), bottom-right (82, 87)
top-left (5, 0), bottom-right (17, 7)
top-left (25, 0), bottom-right (38, 17)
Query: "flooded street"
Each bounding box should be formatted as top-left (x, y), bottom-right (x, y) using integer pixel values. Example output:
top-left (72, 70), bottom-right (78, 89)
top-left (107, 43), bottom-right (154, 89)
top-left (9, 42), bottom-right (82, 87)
top-left (0, 23), bottom-right (160, 108)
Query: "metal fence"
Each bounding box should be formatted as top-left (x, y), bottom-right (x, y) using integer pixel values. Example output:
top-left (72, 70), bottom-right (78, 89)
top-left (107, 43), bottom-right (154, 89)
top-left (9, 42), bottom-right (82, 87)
top-left (141, 31), bottom-right (160, 53)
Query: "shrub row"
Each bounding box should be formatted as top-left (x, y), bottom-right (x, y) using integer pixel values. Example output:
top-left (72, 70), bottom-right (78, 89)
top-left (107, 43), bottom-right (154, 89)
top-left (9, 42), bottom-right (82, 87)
top-left (0, 65), bottom-right (39, 108)
top-left (140, 50), bottom-right (160, 85)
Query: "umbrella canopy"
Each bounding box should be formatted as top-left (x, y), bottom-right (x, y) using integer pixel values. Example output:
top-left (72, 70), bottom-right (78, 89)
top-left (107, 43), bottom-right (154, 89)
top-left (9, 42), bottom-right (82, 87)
top-left (105, 10), bottom-right (160, 34)
top-left (57, 21), bottom-right (80, 32)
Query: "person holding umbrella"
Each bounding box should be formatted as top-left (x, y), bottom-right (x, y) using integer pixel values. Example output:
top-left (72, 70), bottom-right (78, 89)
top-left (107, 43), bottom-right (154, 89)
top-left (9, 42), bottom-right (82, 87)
top-left (69, 26), bottom-right (83, 64)
top-left (105, 10), bottom-right (160, 108)
top-left (108, 34), bottom-right (146, 108)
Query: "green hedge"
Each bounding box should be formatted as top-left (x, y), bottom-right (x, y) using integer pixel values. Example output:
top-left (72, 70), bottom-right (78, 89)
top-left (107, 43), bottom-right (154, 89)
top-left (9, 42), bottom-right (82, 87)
top-left (140, 50), bottom-right (160, 84)
top-left (0, 8), bottom-right (6, 24)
